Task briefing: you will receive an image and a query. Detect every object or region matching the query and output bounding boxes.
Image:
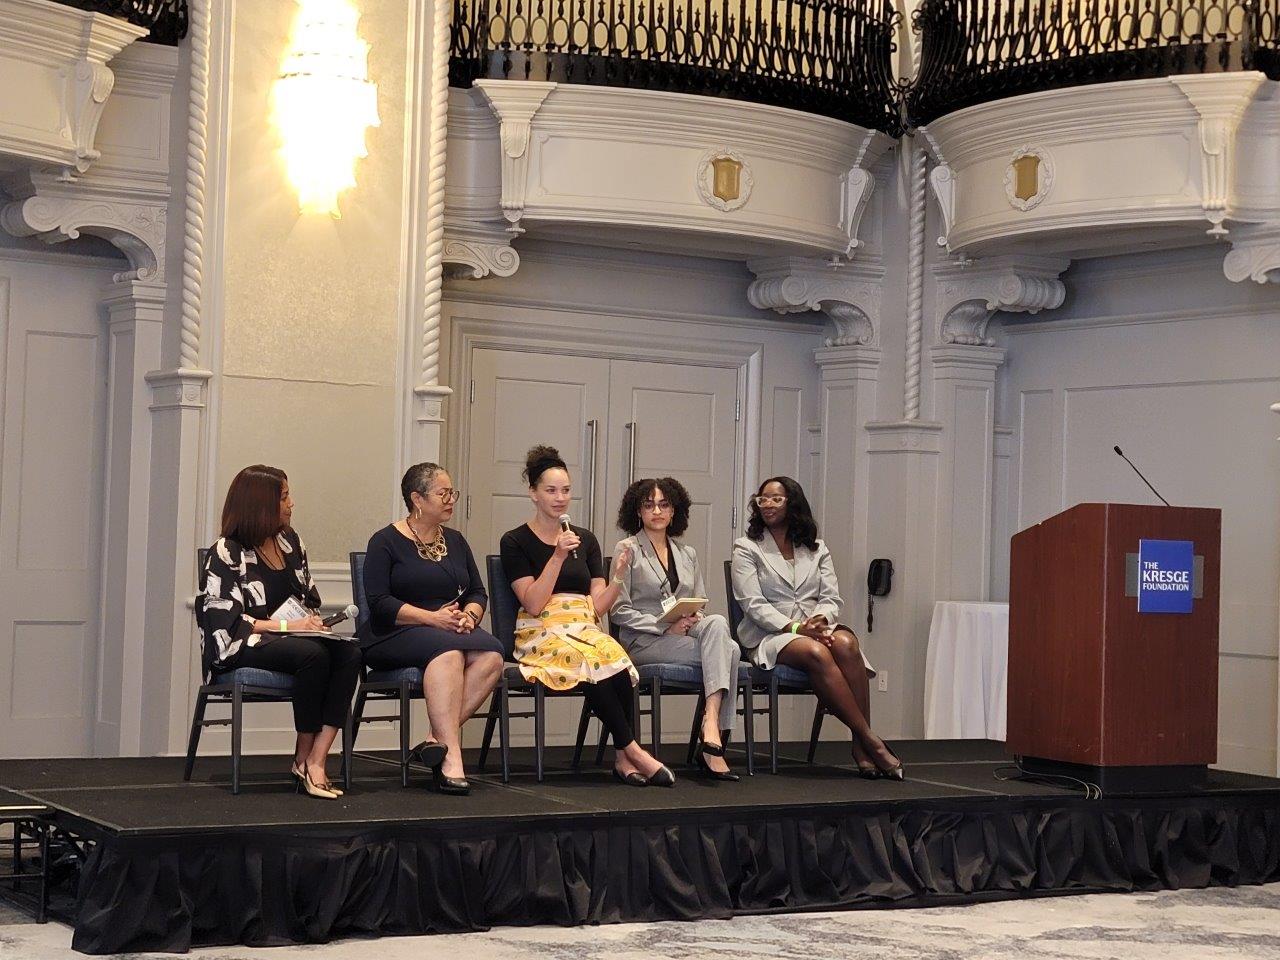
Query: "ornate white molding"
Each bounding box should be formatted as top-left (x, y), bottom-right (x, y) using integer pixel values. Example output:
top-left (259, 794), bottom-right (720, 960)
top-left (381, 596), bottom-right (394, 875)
top-left (906, 141), bottom-right (927, 418)
top-left (747, 256), bottom-right (884, 347)
top-left (839, 166), bottom-right (874, 256)
top-left (927, 163), bottom-right (955, 250)
top-left (473, 80), bottom-right (556, 233)
top-left (1223, 222), bottom-right (1280, 284)
top-left (146, 367), bottom-right (214, 411)
top-left (0, 0), bottom-right (147, 176)
top-left (443, 220), bottom-right (519, 279)
top-left (0, 172), bottom-right (166, 281)
top-left (1170, 73), bottom-right (1267, 237)
top-left (178, 0), bottom-right (210, 369)
top-left (419, 0), bottom-right (458, 389)
top-left (934, 255), bottom-right (1069, 346)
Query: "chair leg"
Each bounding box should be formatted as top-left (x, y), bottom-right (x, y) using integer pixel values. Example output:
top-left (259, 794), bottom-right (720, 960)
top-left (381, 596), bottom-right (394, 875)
top-left (499, 679), bottom-right (511, 783)
top-left (742, 682), bottom-right (756, 777)
top-left (479, 693), bottom-right (499, 773)
top-left (340, 704), bottom-right (354, 792)
top-left (687, 692), bottom-right (704, 767)
top-left (593, 712), bottom-right (608, 767)
top-left (571, 699), bottom-right (592, 769)
top-left (533, 684), bottom-right (546, 783)
top-left (349, 688), bottom-right (368, 753)
top-left (399, 682), bottom-right (412, 788)
top-left (769, 679), bottom-right (780, 775)
top-left (651, 678), bottom-right (663, 759)
top-left (231, 683), bottom-right (244, 795)
top-left (183, 689), bottom-right (208, 781)
top-left (35, 822), bottom-right (49, 924)
top-left (807, 703), bottom-right (825, 764)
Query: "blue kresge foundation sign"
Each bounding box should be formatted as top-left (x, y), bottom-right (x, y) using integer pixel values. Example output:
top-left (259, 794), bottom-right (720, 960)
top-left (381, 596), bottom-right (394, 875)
top-left (1137, 539), bottom-right (1194, 614)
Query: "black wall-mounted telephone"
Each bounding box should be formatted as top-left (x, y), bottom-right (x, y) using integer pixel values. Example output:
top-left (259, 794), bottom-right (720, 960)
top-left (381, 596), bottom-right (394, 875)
top-left (866, 558), bottom-right (893, 632)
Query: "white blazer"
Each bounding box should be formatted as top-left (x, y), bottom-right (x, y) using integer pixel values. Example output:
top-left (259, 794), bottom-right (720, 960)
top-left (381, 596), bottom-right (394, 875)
top-left (730, 534), bottom-right (842, 653)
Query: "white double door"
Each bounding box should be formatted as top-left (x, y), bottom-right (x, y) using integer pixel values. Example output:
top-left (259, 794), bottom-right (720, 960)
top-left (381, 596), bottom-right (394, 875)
top-left (464, 349), bottom-right (744, 613)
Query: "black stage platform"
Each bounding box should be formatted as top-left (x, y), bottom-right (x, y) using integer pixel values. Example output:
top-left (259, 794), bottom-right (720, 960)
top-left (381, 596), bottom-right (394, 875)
top-left (2, 739), bottom-right (1278, 954)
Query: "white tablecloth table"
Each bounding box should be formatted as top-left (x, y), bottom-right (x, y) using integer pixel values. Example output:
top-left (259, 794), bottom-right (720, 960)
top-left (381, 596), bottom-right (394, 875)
top-left (923, 600), bottom-right (1010, 741)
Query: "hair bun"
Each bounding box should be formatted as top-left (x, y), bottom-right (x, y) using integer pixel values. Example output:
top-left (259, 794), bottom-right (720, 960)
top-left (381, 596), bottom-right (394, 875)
top-left (523, 444), bottom-right (568, 487)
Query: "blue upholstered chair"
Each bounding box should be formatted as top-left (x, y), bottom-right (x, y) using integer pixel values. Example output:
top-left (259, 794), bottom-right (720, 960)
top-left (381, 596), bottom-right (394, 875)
top-left (723, 560), bottom-right (828, 775)
top-left (184, 549), bottom-right (353, 795)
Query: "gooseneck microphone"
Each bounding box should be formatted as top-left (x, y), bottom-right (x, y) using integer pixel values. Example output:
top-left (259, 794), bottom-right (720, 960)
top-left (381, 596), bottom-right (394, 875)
top-left (321, 603), bottom-right (360, 628)
top-left (558, 514), bottom-right (578, 559)
top-left (1113, 445), bottom-right (1171, 507)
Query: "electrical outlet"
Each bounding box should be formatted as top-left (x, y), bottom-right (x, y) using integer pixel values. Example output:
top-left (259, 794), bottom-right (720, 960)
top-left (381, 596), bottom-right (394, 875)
top-left (877, 670), bottom-right (889, 693)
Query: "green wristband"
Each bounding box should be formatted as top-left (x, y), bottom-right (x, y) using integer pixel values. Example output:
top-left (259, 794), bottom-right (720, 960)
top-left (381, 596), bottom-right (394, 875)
top-left (789, 621), bottom-right (800, 634)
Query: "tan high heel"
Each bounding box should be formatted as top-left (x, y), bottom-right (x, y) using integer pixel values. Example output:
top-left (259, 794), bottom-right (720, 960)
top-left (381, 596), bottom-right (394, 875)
top-left (293, 761), bottom-right (343, 796)
top-left (295, 766), bottom-right (338, 799)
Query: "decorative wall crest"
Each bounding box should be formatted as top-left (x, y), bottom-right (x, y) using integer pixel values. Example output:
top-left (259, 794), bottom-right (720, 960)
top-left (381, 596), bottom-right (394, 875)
top-left (696, 148), bottom-right (753, 212)
top-left (474, 80), bottom-right (557, 233)
top-left (747, 256), bottom-right (884, 347)
top-left (1004, 146), bottom-right (1053, 211)
top-left (934, 255), bottom-right (1068, 346)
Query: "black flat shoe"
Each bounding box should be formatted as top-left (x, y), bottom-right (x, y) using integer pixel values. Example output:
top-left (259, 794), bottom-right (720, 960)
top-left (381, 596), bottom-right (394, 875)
top-left (432, 767), bottom-right (470, 795)
top-left (612, 766), bottom-right (648, 787)
top-left (695, 750), bottom-right (741, 782)
top-left (647, 764), bottom-right (677, 788)
top-left (412, 740), bottom-right (448, 770)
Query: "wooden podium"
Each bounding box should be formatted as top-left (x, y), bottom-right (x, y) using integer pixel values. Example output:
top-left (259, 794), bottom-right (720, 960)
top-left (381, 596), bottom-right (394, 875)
top-left (1007, 503), bottom-right (1220, 790)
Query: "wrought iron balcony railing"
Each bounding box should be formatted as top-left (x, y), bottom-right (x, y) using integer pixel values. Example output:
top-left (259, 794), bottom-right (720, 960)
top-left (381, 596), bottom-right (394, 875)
top-left (449, 0), bottom-right (905, 135)
top-left (51, 0), bottom-right (187, 45)
top-left (909, 0), bottom-right (1280, 126)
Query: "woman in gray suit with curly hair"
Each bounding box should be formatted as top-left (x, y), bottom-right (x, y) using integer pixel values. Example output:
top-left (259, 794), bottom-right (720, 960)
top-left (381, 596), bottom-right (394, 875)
top-left (611, 477), bottom-right (740, 780)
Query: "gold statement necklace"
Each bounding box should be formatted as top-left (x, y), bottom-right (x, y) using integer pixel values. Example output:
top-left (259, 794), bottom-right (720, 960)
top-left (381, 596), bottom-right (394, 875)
top-left (408, 518), bottom-right (447, 562)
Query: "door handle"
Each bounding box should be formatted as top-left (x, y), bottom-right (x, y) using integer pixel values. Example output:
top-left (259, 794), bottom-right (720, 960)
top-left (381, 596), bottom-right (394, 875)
top-left (585, 419), bottom-right (599, 527)
top-left (625, 421), bottom-right (636, 484)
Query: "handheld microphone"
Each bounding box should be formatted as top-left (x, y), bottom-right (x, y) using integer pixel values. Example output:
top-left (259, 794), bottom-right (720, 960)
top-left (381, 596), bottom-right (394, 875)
top-left (558, 514), bottom-right (578, 559)
top-left (1113, 445), bottom-right (1171, 507)
top-left (322, 603), bottom-right (359, 628)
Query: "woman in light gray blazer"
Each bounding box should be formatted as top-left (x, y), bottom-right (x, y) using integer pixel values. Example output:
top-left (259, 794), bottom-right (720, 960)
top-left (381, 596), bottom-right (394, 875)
top-left (731, 476), bottom-right (903, 780)
top-left (612, 477), bottom-right (740, 780)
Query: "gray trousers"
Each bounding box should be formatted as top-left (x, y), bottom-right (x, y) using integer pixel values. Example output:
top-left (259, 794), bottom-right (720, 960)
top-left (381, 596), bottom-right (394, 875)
top-left (626, 614), bottom-right (738, 732)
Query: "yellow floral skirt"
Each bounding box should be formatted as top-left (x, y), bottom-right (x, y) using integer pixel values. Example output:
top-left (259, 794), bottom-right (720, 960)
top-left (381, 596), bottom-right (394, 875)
top-left (514, 594), bottom-right (638, 691)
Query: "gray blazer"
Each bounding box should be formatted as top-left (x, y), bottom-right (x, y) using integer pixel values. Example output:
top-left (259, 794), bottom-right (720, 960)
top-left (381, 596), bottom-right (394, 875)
top-left (610, 532), bottom-right (707, 652)
top-left (730, 534), bottom-right (841, 652)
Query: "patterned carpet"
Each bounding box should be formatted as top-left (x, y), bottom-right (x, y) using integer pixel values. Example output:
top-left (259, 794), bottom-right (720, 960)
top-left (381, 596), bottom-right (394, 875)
top-left (1, 883), bottom-right (1278, 959)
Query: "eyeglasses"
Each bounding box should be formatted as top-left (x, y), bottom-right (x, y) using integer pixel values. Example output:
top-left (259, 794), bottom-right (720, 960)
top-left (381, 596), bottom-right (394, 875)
top-left (753, 495), bottom-right (787, 507)
top-left (641, 500), bottom-right (673, 513)
top-left (430, 488), bottom-right (462, 504)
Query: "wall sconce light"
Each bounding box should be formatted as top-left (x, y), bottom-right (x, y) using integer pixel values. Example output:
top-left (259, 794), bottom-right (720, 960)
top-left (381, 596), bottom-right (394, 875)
top-left (274, 0), bottom-right (380, 217)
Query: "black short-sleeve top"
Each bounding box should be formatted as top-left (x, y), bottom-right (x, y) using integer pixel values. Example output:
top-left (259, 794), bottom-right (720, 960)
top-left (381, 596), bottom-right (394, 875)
top-left (499, 523), bottom-right (604, 596)
top-left (360, 525), bottom-right (487, 642)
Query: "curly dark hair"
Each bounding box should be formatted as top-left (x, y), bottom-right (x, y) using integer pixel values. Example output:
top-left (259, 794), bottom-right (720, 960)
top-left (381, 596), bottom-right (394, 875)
top-left (745, 476), bottom-right (819, 550)
top-left (616, 477), bottom-right (692, 538)
top-left (522, 444), bottom-right (568, 488)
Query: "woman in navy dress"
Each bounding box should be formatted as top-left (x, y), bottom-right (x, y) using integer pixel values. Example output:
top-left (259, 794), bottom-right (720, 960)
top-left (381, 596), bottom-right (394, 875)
top-left (360, 462), bottom-right (503, 794)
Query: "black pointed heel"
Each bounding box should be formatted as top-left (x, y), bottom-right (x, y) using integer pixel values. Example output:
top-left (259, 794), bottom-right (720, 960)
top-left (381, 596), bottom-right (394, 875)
top-left (432, 766), bottom-right (471, 795)
top-left (612, 766), bottom-right (648, 787)
top-left (877, 744), bottom-right (905, 782)
top-left (412, 740), bottom-right (448, 770)
top-left (695, 749), bottom-right (741, 782)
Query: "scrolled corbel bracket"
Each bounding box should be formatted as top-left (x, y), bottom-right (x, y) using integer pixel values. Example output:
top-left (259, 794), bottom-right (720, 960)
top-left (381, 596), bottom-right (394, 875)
top-left (1223, 222), bottom-right (1280, 284)
top-left (934, 255), bottom-right (1069, 346)
top-left (747, 256), bottom-right (884, 347)
top-left (473, 80), bottom-right (557, 234)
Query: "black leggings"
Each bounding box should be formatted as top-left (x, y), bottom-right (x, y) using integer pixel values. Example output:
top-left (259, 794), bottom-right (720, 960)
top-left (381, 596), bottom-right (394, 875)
top-left (230, 634), bottom-right (362, 733)
top-left (579, 671), bottom-right (637, 750)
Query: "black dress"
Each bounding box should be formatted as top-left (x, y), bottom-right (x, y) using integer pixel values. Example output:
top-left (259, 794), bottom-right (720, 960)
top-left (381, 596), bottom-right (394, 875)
top-left (359, 524), bottom-right (503, 671)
